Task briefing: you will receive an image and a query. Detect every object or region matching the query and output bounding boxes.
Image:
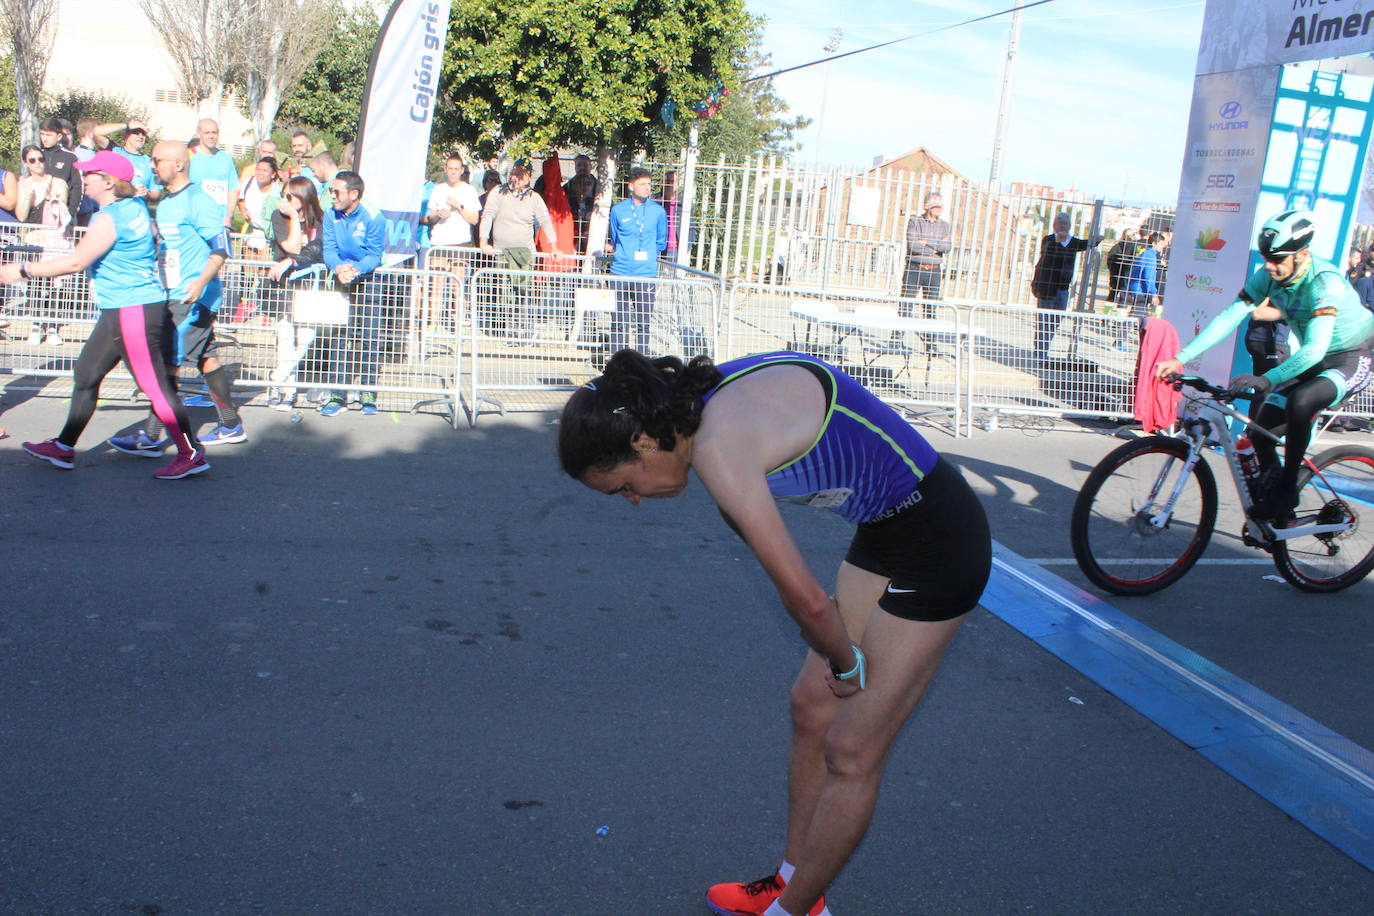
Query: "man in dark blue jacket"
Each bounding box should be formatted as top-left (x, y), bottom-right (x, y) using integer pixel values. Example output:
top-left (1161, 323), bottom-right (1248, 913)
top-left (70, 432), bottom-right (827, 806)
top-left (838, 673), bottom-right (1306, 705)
top-left (321, 170), bottom-right (388, 416)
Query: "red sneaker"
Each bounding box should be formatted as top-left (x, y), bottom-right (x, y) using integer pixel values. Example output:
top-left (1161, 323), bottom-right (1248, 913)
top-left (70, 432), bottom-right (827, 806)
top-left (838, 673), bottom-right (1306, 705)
top-left (153, 449), bottom-right (210, 480)
top-left (22, 438), bottom-right (75, 469)
top-left (705, 873), bottom-right (828, 916)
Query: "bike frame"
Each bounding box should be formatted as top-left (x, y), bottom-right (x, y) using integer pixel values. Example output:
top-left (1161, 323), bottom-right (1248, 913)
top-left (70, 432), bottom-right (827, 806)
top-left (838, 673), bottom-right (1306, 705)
top-left (1159, 382), bottom-right (1354, 544)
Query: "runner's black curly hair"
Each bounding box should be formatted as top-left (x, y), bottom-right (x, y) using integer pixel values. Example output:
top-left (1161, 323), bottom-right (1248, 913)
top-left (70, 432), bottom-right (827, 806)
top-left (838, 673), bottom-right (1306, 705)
top-left (558, 349), bottom-right (723, 478)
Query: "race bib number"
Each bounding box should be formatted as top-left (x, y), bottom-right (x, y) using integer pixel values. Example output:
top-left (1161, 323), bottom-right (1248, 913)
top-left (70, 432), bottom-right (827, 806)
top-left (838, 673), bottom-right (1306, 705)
top-left (161, 249), bottom-right (182, 289)
top-left (780, 488), bottom-right (853, 510)
top-left (201, 179), bottom-right (228, 203)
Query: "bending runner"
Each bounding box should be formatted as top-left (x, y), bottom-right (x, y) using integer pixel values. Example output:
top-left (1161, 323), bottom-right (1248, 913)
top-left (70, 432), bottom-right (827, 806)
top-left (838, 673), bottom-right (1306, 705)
top-left (108, 140), bottom-right (244, 457)
top-left (1156, 209), bottom-right (1374, 519)
top-left (558, 349), bottom-right (992, 916)
top-left (1, 151), bottom-right (208, 479)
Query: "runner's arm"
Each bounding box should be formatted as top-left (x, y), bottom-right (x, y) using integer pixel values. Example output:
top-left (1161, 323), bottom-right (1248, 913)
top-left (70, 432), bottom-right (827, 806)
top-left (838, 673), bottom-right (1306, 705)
top-left (694, 442), bottom-right (857, 673)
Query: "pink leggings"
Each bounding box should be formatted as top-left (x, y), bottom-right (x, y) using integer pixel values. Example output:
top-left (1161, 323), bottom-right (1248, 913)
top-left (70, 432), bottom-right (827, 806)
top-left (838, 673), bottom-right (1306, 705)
top-left (58, 302), bottom-right (199, 455)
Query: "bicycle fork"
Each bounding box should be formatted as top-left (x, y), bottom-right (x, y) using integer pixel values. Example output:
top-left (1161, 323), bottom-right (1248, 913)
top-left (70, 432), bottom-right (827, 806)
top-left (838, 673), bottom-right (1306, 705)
top-left (1142, 444), bottom-right (1203, 530)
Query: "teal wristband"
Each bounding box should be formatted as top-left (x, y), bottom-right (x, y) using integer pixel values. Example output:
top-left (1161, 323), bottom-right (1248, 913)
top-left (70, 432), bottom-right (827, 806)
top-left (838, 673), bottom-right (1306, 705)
top-left (833, 645), bottom-right (866, 690)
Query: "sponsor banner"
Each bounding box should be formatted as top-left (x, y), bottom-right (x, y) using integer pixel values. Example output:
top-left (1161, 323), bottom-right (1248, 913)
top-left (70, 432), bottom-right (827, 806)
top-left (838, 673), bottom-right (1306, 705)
top-left (1166, 66), bottom-right (1277, 383)
top-left (354, 0), bottom-right (453, 264)
top-left (1198, 0), bottom-right (1374, 75)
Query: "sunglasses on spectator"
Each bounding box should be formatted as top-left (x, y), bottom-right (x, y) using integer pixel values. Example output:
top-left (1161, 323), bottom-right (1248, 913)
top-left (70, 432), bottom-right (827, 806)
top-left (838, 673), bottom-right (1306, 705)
top-left (25, 156), bottom-right (43, 164)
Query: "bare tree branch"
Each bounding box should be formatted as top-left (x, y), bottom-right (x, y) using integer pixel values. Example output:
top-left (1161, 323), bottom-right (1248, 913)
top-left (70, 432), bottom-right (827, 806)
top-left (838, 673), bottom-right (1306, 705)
top-left (2, 0), bottom-right (59, 148)
top-left (134, 0), bottom-right (244, 121)
top-left (239, 0), bottom-right (334, 140)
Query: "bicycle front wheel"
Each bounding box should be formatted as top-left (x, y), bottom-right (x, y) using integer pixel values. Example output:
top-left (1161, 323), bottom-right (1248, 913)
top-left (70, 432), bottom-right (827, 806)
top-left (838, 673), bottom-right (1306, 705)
top-left (1273, 445), bottom-right (1374, 592)
top-left (1071, 436), bottom-right (1218, 595)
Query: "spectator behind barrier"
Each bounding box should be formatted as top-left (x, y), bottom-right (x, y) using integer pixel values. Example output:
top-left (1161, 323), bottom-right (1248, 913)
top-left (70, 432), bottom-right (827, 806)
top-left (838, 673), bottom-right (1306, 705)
top-left (606, 166), bottom-right (667, 354)
top-left (267, 176), bottom-right (327, 412)
top-left (319, 169), bottom-right (387, 416)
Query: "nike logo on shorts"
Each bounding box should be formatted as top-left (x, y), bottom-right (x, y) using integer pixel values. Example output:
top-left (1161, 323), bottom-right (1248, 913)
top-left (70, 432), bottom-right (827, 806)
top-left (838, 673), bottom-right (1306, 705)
top-left (886, 584), bottom-right (917, 594)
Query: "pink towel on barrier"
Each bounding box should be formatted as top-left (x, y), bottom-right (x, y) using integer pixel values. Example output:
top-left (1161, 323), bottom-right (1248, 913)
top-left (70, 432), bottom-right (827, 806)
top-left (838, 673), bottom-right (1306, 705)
top-left (1134, 317), bottom-right (1182, 433)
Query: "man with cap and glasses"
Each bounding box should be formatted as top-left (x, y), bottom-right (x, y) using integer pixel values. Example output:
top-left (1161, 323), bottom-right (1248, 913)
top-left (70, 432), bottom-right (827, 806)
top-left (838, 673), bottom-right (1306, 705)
top-left (478, 159), bottom-right (556, 338)
top-left (901, 192), bottom-right (951, 320)
top-left (94, 119), bottom-right (159, 201)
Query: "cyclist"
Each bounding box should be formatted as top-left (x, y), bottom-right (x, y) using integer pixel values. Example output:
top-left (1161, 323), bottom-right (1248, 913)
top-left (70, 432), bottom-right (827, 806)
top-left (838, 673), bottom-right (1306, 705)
top-left (1156, 209), bottom-right (1374, 519)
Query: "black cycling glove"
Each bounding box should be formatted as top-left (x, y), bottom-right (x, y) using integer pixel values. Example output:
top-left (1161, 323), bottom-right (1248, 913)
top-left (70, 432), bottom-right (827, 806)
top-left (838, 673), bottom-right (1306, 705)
top-left (1226, 373), bottom-right (1272, 398)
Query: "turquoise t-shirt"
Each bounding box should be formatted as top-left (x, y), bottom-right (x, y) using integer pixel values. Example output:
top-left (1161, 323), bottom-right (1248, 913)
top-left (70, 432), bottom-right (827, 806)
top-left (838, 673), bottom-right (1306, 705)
top-left (155, 183), bottom-right (230, 310)
top-left (1177, 257), bottom-right (1374, 384)
top-left (188, 148), bottom-right (239, 220)
top-left (88, 197), bottom-right (165, 309)
top-left (112, 147), bottom-right (159, 194)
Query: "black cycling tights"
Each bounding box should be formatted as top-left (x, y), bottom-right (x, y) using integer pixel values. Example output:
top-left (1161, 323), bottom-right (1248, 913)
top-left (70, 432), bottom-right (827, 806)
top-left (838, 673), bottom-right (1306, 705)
top-left (1250, 376), bottom-right (1338, 491)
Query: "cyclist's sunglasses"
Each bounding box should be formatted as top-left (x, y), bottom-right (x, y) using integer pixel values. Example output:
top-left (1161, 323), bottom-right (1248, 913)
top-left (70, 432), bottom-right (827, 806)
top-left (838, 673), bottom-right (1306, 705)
top-left (1261, 251), bottom-right (1294, 265)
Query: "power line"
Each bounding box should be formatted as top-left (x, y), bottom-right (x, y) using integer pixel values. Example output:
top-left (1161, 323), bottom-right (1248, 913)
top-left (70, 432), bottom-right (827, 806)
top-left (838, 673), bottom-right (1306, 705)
top-left (745, 0), bottom-right (1059, 84)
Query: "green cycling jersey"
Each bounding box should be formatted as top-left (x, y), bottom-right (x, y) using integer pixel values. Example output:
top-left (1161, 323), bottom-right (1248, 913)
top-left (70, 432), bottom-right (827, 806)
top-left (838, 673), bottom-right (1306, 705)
top-left (1175, 255), bottom-right (1374, 385)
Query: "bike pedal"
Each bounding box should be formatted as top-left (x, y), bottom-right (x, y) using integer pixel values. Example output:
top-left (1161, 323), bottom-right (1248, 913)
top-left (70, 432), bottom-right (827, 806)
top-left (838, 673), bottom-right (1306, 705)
top-left (1241, 525), bottom-right (1274, 552)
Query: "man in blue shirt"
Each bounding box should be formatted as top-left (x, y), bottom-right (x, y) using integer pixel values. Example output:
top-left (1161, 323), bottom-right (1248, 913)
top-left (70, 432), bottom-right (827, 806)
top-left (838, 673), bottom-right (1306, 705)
top-left (97, 120), bottom-right (160, 201)
top-left (108, 140), bottom-right (242, 457)
top-left (320, 170), bottom-right (388, 416)
top-left (605, 167), bottom-right (668, 353)
top-left (188, 119), bottom-right (239, 226)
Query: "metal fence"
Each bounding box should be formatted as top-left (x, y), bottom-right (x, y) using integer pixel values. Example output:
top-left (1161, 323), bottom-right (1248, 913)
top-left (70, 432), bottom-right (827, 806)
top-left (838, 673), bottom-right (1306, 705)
top-left (648, 156), bottom-right (1178, 312)
top-left (463, 264), bottom-right (721, 423)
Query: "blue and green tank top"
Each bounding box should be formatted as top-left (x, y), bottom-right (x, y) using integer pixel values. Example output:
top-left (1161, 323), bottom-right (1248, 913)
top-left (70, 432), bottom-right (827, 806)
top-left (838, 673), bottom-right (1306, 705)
top-left (699, 352), bottom-right (940, 524)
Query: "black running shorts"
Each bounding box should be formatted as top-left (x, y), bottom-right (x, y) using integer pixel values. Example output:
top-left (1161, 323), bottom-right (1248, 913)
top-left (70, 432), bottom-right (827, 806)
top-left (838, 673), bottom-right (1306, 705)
top-left (844, 458), bottom-right (992, 622)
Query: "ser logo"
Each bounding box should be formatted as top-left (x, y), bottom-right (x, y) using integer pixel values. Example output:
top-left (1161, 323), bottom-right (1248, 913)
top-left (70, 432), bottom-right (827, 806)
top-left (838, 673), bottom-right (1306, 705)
top-left (1205, 173), bottom-right (1236, 189)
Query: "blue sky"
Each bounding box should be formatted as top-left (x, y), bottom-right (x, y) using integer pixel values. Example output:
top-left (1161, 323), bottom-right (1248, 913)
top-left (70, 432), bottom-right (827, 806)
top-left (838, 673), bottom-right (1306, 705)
top-left (743, 0), bottom-right (1207, 205)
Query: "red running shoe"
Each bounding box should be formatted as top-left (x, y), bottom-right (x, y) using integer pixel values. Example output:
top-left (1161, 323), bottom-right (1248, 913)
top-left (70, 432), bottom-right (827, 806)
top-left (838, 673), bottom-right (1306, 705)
top-left (153, 449), bottom-right (210, 480)
top-left (23, 438), bottom-right (75, 469)
top-left (705, 873), bottom-right (829, 916)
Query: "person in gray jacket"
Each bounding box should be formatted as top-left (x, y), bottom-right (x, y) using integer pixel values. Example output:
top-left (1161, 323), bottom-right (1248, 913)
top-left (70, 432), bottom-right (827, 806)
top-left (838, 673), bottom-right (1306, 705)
top-left (901, 192), bottom-right (951, 319)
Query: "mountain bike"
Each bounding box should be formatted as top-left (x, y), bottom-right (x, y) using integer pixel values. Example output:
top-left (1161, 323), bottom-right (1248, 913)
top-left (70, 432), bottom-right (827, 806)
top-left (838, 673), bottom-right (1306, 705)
top-left (1071, 375), bottom-right (1374, 594)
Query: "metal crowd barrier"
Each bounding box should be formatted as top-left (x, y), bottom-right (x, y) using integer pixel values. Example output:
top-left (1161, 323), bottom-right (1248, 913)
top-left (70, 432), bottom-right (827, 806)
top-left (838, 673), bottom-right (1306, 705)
top-left (0, 227), bottom-right (101, 389)
top-left (963, 303), bottom-right (1141, 433)
top-left (213, 259), bottom-right (464, 426)
top-left (463, 265), bottom-right (721, 424)
top-left (724, 283), bottom-right (971, 433)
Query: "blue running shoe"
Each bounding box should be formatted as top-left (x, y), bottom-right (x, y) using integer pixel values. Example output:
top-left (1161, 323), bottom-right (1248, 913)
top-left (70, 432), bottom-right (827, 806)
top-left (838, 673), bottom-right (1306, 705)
top-left (182, 394), bottom-right (216, 408)
top-left (201, 423), bottom-right (247, 445)
top-left (319, 397), bottom-right (348, 417)
top-left (107, 429), bottom-right (167, 458)
top-left (359, 392), bottom-right (378, 416)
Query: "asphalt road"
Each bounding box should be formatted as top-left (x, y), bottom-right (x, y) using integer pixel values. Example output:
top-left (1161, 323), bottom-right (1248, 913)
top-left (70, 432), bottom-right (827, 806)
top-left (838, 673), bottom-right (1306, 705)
top-left (2, 391), bottom-right (1372, 915)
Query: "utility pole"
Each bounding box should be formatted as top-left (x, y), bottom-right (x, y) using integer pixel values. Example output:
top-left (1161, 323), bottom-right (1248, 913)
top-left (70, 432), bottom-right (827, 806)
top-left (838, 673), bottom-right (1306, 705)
top-left (813, 28), bottom-right (843, 170)
top-left (988, 7), bottom-right (1022, 190)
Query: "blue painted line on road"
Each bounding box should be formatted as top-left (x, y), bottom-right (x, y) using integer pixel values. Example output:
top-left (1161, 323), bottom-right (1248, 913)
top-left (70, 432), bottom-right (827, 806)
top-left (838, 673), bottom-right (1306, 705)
top-left (982, 541), bottom-right (1374, 873)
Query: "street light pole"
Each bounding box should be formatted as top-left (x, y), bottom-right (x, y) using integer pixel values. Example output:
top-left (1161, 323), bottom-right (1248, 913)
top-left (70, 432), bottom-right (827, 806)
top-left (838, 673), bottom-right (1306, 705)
top-left (988, 7), bottom-right (1022, 190)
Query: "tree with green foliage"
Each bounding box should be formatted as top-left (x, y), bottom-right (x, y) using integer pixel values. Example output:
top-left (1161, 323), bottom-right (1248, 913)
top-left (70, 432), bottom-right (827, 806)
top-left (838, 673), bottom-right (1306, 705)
top-left (0, 53), bottom-right (19, 167)
top-left (43, 89), bottom-right (151, 138)
top-left (274, 2), bottom-right (378, 142)
top-left (650, 31), bottom-right (810, 163)
top-left (435, 0), bottom-right (751, 156)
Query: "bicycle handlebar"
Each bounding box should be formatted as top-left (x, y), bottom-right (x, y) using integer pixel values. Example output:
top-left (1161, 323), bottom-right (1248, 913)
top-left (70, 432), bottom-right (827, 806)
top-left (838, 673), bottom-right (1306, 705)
top-left (1165, 373), bottom-right (1261, 402)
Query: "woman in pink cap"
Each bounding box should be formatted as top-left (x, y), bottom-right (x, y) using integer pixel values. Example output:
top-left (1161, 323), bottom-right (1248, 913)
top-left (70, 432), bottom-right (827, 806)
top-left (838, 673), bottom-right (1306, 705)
top-left (0, 150), bottom-right (208, 479)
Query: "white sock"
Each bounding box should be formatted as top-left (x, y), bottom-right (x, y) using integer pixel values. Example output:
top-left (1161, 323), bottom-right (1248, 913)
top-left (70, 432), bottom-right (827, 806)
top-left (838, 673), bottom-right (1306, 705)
top-left (778, 859), bottom-right (796, 882)
top-left (764, 902), bottom-right (796, 916)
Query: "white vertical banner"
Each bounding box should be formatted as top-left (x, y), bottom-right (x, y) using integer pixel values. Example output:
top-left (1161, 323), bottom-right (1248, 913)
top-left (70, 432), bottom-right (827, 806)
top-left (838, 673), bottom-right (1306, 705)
top-left (354, 0), bottom-right (453, 265)
top-left (1166, 66), bottom-right (1277, 383)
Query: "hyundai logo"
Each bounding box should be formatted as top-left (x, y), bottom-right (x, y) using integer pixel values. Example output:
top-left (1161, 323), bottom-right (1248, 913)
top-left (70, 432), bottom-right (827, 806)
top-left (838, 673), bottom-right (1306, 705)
top-left (1220, 101), bottom-right (1242, 120)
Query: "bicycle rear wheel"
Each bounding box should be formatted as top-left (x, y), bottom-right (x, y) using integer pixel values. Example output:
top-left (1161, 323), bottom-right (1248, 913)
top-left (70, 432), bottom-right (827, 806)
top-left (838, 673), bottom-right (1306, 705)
top-left (1071, 435), bottom-right (1218, 595)
top-left (1272, 445), bottom-right (1374, 592)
